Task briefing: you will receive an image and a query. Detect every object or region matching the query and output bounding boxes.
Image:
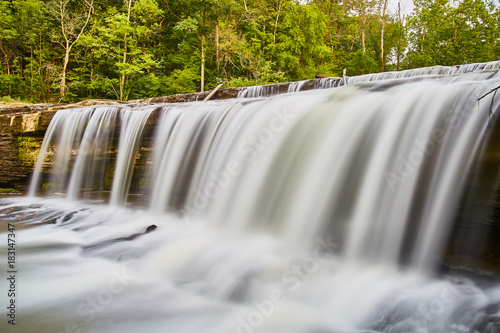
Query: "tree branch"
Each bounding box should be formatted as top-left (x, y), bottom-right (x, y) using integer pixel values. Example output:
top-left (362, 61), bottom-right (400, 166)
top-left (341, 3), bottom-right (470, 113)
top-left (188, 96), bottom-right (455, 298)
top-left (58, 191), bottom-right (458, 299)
top-left (477, 85), bottom-right (500, 118)
top-left (70, 0), bottom-right (94, 50)
top-left (477, 85), bottom-right (500, 102)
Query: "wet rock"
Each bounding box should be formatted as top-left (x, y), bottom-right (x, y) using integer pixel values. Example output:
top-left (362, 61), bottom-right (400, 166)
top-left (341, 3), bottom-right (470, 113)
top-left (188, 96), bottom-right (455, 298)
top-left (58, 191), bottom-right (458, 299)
top-left (83, 224), bottom-right (158, 251)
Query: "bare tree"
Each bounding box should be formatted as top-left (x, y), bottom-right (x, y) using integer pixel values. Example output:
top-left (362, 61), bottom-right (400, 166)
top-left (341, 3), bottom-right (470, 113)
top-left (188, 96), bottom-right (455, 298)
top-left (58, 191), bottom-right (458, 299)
top-left (120, 0), bottom-right (133, 100)
top-left (48, 0), bottom-right (94, 97)
top-left (216, 22), bottom-right (220, 71)
top-left (397, 1), bottom-right (402, 71)
top-left (201, 35), bottom-right (205, 92)
top-left (361, 0), bottom-right (367, 53)
top-left (273, 0), bottom-right (284, 46)
top-left (380, 0), bottom-right (388, 71)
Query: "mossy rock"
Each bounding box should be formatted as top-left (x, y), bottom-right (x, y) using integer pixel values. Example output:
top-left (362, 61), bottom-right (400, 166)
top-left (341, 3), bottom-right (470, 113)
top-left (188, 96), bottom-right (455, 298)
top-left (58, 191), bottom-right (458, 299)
top-left (42, 183), bottom-right (62, 192)
top-left (0, 188), bottom-right (21, 194)
top-left (139, 178), bottom-right (152, 190)
top-left (15, 136), bottom-right (42, 168)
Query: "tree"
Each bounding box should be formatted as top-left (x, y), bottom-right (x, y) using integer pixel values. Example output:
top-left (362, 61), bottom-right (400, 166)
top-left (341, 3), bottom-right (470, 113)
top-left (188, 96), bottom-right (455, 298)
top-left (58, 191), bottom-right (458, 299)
top-left (83, 0), bottom-right (163, 100)
top-left (361, 0), bottom-right (367, 52)
top-left (405, 0), bottom-right (498, 68)
top-left (47, 0), bottom-right (94, 97)
top-left (0, 0), bottom-right (17, 95)
top-left (274, 2), bottom-right (333, 79)
top-left (0, 0), bottom-right (498, 102)
top-left (380, 0), bottom-right (388, 71)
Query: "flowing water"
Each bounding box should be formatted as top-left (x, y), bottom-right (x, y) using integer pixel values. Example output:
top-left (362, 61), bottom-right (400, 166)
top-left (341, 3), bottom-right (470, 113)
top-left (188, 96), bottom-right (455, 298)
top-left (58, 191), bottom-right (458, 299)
top-left (2, 63), bottom-right (500, 333)
top-left (239, 61), bottom-right (500, 98)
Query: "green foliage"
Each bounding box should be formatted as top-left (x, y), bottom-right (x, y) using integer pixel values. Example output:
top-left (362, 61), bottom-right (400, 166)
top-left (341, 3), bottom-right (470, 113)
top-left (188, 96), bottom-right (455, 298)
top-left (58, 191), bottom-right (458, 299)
top-left (0, 0), bottom-right (498, 102)
top-left (347, 49), bottom-right (379, 75)
top-left (0, 95), bottom-right (14, 102)
top-left (405, 0), bottom-right (499, 68)
top-left (160, 67), bottom-right (200, 95)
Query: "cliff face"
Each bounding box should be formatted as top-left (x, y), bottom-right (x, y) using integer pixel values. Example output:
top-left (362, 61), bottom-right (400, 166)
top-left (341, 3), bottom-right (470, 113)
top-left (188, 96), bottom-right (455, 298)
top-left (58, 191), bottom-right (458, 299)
top-left (0, 105), bottom-right (56, 192)
top-left (0, 99), bottom-right (123, 192)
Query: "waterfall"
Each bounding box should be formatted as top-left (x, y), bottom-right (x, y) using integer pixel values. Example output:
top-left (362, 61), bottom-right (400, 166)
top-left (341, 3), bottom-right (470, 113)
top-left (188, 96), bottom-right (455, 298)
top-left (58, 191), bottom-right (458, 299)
top-left (28, 107), bottom-right (92, 196)
top-left (66, 107), bottom-right (120, 200)
top-left (109, 106), bottom-right (156, 206)
top-left (27, 65), bottom-right (500, 266)
top-left (4, 62), bottom-right (500, 333)
top-left (288, 80), bottom-right (307, 93)
top-left (316, 76), bottom-right (344, 89)
top-left (238, 84), bottom-right (281, 98)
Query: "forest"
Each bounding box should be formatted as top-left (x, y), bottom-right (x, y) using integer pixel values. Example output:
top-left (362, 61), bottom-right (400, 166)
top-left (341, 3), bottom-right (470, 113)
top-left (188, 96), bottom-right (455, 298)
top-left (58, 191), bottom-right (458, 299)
top-left (0, 0), bottom-right (499, 102)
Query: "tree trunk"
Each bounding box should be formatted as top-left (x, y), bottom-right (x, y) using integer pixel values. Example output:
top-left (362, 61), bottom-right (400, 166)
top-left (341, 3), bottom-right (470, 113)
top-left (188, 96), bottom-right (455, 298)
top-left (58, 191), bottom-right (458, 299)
top-left (271, 0), bottom-right (283, 62)
top-left (39, 32), bottom-right (42, 76)
top-left (381, 0), bottom-right (388, 71)
top-left (273, 0), bottom-right (283, 46)
top-left (0, 41), bottom-right (11, 95)
top-left (60, 43), bottom-right (70, 97)
top-left (56, 0), bottom-right (94, 98)
top-left (0, 41), bottom-right (10, 75)
top-left (19, 56), bottom-right (23, 78)
top-left (30, 45), bottom-right (33, 101)
top-left (201, 35), bottom-right (205, 92)
top-left (397, 1), bottom-right (402, 71)
top-left (120, 0), bottom-right (133, 101)
top-left (361, 0), bottom-right (367, 53)
top-left (216, 23), bottom-right (220, 72)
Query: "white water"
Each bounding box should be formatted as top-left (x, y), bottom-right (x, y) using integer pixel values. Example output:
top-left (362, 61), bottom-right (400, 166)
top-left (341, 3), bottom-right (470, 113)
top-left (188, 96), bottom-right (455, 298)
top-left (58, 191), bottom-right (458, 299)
top-left (238, 85), bottom-right (281, 98)
top-left (288, 80), bottom-right (307, 93)
top-left (2, 64), bottom-right (500, 332)
top-left (28, 107), bottom-right (93, 196)
top-left (110, 106), bottom-right (156, 206)
top-left (67, 107), bottom-right (120, 200)
top-left (237, 60), bottom-right (500, 98)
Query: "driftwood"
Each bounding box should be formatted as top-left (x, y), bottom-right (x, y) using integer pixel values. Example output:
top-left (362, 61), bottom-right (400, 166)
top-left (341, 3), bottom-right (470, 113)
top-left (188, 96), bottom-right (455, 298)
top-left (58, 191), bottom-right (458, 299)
top-left (204, 83), bottom-right (225, 101)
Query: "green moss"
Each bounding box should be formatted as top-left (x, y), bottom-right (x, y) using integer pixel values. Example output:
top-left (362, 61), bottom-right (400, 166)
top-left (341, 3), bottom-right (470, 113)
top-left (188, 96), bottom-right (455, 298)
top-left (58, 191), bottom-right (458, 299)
top-left (105, 161), bottom-right (116, 189)
top-left (139, 178), bottom-right (152, 190)
top-left (34, 112), bottom-right (42, 131)
top-left (15, 136), bottom-right (42, 168)
top-left (42, 183), bottom-right (61, 192)
top-left (17, 136), bottom-right (33, 143)
top-left (0, 188), bottom-right (21, 193)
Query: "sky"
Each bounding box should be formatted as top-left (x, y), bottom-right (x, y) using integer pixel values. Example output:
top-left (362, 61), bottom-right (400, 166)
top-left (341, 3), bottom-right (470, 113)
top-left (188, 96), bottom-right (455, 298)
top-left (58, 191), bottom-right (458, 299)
top-left (389, 0), bottom-right (500, 16)
top-left (390, 0), bottom-right (415, 15)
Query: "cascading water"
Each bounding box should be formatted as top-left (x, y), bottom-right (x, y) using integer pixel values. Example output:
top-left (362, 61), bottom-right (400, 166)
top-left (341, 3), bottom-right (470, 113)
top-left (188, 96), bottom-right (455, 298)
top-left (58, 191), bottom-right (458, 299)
top-left (238, 60), bottom-right (500, 98)
top-left (2, 62), bottom-right (500, 333)
top-left (109, 106), bottom-right (157, 206)
top-left (238, 85), bottom-right (282, 98)
top-left (288, 80), bottom-right (307, 93)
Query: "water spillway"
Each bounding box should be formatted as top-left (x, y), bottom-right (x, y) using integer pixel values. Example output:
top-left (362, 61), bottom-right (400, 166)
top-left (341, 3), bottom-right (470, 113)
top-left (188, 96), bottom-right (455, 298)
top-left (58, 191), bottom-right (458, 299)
top-left (237, 60), bottom-right (500, 98)
top-left (1, 63), bottom-right (500, 332)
